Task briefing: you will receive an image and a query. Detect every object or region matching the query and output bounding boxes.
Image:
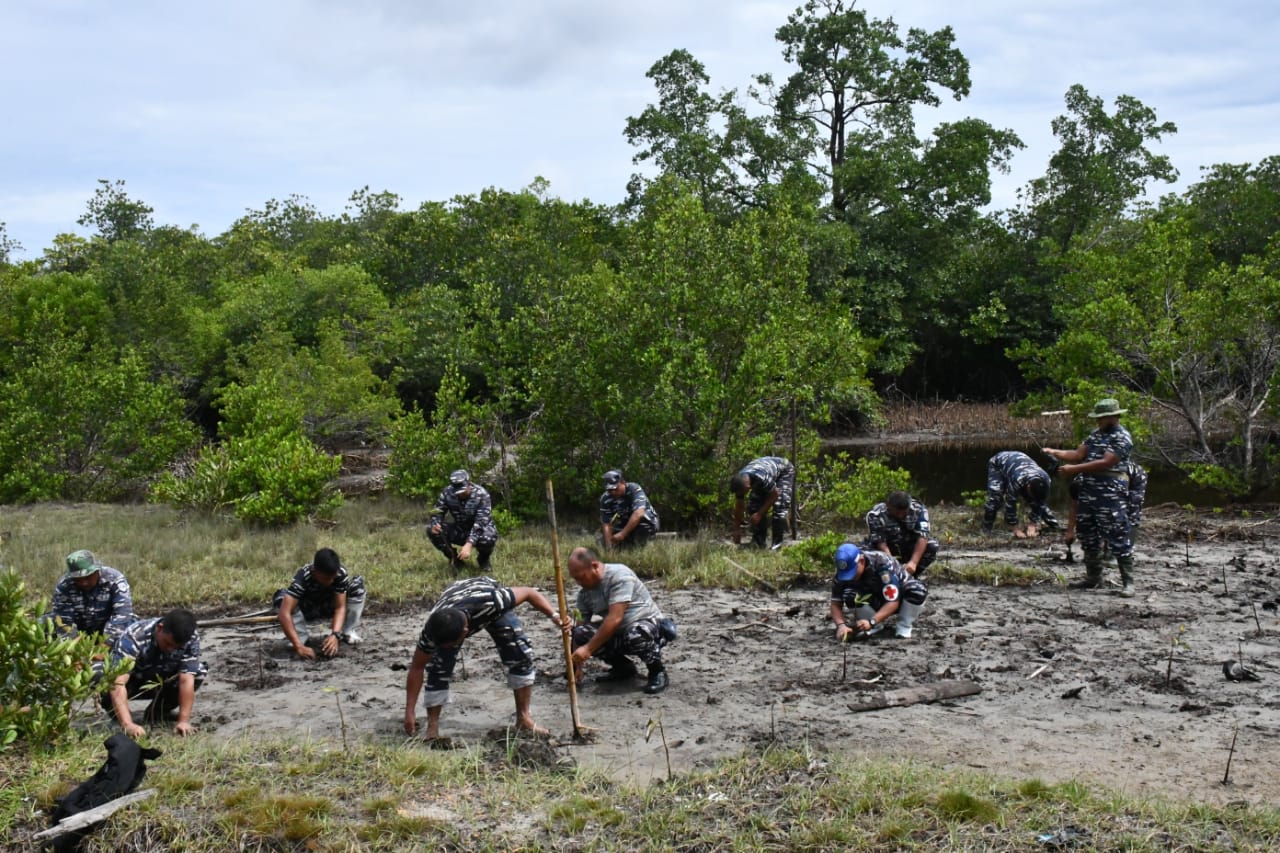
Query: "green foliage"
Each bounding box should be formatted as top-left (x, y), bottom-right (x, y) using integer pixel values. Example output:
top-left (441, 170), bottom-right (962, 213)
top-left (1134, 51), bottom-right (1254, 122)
top-left (0, 572), bottom-right (128, 748)
top-left (517, 181), bottom-right (874, 524)
top-left (153, 374), bottom-right (341, 525)
top-left (0, 336), bottom-right (197, 502)
top-left (387, 362), bottom-right (500, 503)
top-left (781, 530), bottom-right (848, 577)
top-left (808, 453), bottom-right (913, 526)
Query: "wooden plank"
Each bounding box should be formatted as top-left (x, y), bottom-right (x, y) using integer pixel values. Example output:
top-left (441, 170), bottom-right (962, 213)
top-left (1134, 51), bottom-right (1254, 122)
top-left (32, 788), bottom-right (156, 840)
top-left (196, 614), bottom-right (279, 627)
top-left (846, 679), bottom-right (981, 713)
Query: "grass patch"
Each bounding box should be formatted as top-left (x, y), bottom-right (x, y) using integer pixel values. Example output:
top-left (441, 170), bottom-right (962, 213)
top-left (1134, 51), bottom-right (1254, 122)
top-left (6, 735), bottom-right (1280, 850)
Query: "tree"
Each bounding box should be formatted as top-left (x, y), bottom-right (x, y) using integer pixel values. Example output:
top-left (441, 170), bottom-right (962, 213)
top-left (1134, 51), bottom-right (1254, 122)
top-left (1016, 212), bottom-right (1280, 496)
top-left (77, 179), bottom-right (154, 243)
top-left (1019, 84), bottom-right (1178, 250)
top-left (517, 180), bottom-right (874, 523)
top-left (625, 49), bottom-right (816, 215)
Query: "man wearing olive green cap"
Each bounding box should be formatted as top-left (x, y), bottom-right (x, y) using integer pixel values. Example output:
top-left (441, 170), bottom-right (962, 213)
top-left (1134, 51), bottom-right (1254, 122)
top-left (48, 549), bottom-right (135, 645)
top-left (1043, 398), bottom-right (1138, 597)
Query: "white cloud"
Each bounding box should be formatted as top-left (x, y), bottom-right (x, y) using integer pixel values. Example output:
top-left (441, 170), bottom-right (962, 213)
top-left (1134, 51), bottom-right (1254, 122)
top-left (2, 0), bottom-right (1277, 257)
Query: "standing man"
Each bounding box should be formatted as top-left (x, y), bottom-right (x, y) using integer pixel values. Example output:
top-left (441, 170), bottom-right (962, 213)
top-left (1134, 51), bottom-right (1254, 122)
top-left (47, 549), bottom-right (134, 646)
top-left (981, 451), bottom-right (1059, 538)
top-left (103, 608), bottom-right (207, 738)
top-left (1044, 398), bottom-right (1136, 596)
top-left (730, 456), bottom-right (795, 549)
top-left (427, 469), bottom-right (498, 571)
top-left (273, 547), bottom-right (367, 659)
top-left (568, 546), bottom-right (674, 695)
top-left (599, 469), bottom-right (660, 551)
top-left (830, 543), bottom-right (928, 640)
top-left (402, 576), bottom-right (564, 740)
top-left (864, 490), bottom-right (939, 578)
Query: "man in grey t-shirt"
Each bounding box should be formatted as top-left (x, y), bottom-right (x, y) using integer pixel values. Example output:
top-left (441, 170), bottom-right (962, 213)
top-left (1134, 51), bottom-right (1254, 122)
top-left (567, 546), bottom-right (673, 695)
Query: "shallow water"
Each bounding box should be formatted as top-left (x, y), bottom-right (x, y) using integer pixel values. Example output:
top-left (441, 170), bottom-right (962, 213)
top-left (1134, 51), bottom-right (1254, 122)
top-left (823, 439), bottom-right (1276, 511)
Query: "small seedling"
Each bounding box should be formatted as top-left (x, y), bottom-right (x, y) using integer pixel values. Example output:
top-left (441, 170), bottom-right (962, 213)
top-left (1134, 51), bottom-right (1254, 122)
top-left (1165, 625), bottom-right (1189, 689)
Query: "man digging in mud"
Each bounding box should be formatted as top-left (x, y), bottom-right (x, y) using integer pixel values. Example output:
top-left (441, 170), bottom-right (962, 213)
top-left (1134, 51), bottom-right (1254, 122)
top-left (567, 546), bottom-right (674, 695)
top-left (273, 547), bottom-right (366, 659)
top-left (830, 543), bottom-right (927, 641)
top-left (981, 451), bottom-right (1059, 539)
top-left (403, 576), bottom-right (566, 741)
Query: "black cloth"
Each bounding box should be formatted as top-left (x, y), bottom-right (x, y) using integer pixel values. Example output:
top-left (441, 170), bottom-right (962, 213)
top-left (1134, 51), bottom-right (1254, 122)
top-left (49, 733), bottom-right (161, 851)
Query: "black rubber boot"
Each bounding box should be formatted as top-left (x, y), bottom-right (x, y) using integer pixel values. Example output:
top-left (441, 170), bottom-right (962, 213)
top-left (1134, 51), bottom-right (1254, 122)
top-left (770, 518), bottom-right (787, 549)
top-left (1070, 552), bottom-right (1104, 589)
top-left (643, 663), bottom-right (668, 695)
top-left (1117, 555), bottom-right (1135, 598)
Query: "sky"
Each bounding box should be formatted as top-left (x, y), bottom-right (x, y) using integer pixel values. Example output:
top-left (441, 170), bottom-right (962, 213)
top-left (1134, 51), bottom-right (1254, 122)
top-left (2, 0), bottom-right (1278, 259)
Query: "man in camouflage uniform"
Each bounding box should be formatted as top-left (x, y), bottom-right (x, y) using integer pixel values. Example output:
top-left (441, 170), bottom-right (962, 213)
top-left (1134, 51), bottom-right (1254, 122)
top-left (982, 451), bottom-right (1059, 538)
top-left (599, 469), bottom-right (660, 551)
top-left (863, 490), bottom-right (939, 577)
top-left (829, 543), bottom-right (928, 640)
top-left (1065, 459), bottom-right (1148, 548)
top-left (273, 546), bottom-right (367, 658)
top-left (1044, 398), bottom-right (1137, 596)
top-left (730, 456), bottom-right (795, 549)
top-left (48, 549), bottom-right (134, 646)
top-left (402, 575), bottom-right (564, 740)
top-left (427, 469), bottom-right (498, 571)
top-left (103, 608), bottom-right (207, 738)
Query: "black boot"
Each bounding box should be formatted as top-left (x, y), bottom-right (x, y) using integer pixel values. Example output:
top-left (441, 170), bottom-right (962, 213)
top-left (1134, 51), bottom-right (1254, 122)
top-left (644, 663), bottom-right (669, 695)
top-left (770, 518), bottom-right (787, 550)
top-left (1070, 552), bottom-right (1104, 589)
top-left (1117, 555), bottom-right (1135, 597)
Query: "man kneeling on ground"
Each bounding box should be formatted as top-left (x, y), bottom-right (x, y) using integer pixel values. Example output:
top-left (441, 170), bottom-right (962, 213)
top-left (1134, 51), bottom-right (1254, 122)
top-left (830, 543), bottom-right (928, 641)
top-left (103, 608), bottom-right (207, 738)
top-left (274, 547), bottom-right (367, 659)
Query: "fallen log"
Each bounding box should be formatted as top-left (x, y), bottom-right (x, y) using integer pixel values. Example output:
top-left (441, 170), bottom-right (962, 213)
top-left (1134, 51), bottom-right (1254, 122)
top-left (196, 614), bottom-right (279, 628)
top-left (846, 679), bottom-right (981, 713)
top-left (32, 789), bottom-right (155, 841)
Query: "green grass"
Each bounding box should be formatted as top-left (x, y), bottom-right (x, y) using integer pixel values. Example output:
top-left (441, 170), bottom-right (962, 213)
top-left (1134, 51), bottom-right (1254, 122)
top-left (14, 735), bottom-right (1247, 852)
top-left (6, 501), bottom-right (1280, 849)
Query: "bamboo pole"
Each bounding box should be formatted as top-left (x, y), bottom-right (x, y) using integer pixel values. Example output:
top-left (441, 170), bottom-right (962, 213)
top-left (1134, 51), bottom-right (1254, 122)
top-left (545, 478), bottom-right (585, 740)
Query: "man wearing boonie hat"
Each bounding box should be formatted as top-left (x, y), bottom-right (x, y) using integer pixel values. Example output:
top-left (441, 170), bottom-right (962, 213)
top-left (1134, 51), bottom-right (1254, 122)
top-left (427, 469), bottom-right (498, 571)
top-left (829, 542), bottom-right (928, 641)
top-left (1043, 398), bottom-right (1137, 597)
top-left (47, 549), bottom-right (135, 646)
top-left (599, 470), bottom-right (660, 551)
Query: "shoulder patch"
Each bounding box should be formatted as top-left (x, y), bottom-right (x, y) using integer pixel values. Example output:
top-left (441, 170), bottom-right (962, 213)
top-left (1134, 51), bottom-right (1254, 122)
top-left (883, 583), bottom-right (899, 602)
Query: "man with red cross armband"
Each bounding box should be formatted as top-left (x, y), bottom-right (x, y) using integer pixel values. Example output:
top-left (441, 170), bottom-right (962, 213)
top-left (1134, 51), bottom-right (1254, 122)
top-left (829, 542), bottom-right (928, 641)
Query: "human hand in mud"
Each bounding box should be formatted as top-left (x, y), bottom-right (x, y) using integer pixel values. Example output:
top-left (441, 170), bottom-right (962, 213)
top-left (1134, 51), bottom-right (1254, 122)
top-left (835, 623), bottom-right (853, 642)
top-left (320, 632), bottom-right (340, 658)
top-left (294, 643), bottom-right (317, 660)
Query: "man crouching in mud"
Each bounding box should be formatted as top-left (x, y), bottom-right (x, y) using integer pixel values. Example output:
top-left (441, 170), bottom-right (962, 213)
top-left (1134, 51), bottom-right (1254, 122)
top-left (829, 543), bottom-right (927, 641)
top-left (403, 576), bottom-right (566, 740)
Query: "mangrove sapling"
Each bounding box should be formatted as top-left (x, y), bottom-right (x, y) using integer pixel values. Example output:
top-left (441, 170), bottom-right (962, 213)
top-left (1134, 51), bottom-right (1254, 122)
top-left (1165, 626), bottom-right (1189, 689)
top-left (644, 709), bottom-right (672, 782)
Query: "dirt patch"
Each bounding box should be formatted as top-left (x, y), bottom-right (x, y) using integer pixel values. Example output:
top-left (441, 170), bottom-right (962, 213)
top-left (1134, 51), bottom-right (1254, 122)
top-left (186, 507), bottom-right (1280, 806)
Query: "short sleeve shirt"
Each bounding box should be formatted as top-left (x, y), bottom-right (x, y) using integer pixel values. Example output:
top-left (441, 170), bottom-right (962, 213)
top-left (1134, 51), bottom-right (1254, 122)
top-left (415, 576), bottom-right (517, 654)
top-left (576, 563), bottom-right (662, 630)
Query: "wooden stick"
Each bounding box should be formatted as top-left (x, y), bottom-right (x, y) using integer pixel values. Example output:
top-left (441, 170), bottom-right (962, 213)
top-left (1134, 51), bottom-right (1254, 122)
top-left (1027, 664), bottom-right (1050, 679)
top-left (546, 478), bottom-right (585, 740)
top-left (846, 679), bottom-right (981, 713)
top-left (196, 614), bottom-right (279, 628)
top-left (724, 557), bottom-right (778, 594)
top-left (1222, 724), bottom-right (1239, 785)
top-left (32, 789), bottom-right (155, 840)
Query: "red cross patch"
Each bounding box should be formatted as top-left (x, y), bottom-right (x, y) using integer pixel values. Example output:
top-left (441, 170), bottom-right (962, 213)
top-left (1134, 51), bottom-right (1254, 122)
top-left (883, 584), bottom-right (899, 602)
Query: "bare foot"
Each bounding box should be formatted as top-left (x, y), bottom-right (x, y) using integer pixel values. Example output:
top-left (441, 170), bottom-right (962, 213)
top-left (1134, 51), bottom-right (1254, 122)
top-left (517, 723), bottom-right (551, 738)
top-left (1025, 524), bottom-right (1039, 538)
top-left (1013, 528), bottom-right (1028, 539)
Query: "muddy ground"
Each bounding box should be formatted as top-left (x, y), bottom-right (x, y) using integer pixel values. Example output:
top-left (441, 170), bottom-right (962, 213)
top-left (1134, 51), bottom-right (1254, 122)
top-left (184, 507), bottom-right (1280, 808)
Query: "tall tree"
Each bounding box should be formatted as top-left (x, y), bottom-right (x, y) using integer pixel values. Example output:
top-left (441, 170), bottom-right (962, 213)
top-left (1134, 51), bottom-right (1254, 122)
top-left (77, 179), bottom-right (154, 243)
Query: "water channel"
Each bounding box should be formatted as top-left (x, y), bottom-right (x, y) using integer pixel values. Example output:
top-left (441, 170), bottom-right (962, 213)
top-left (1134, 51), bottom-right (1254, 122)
top-left (826, 438), bottom-right (1278, 514)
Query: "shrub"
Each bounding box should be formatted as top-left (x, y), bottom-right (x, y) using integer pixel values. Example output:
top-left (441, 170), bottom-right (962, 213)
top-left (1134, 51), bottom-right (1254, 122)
top-left (807, 453), bottom-right (913, 527)
top-left (0, 571), bottom-right (129, 748)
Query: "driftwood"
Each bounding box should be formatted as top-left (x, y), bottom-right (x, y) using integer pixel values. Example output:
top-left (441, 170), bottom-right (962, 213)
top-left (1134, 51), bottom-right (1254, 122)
top-left (196, 614), bottom-right (279, 628)
top-left (32, 788), bottom-right (155, 841)
top-left (846, 679), bottom-right (981, 713)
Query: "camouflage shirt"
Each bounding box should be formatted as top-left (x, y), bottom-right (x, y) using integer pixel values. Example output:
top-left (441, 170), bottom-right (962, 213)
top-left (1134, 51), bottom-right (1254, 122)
top-left (416, 576), bottom-right (516, 655)
top-left (50, 566), bottom-right (134, 645)
top-left (111, 616), bottom-right (206, 682)
top-left (736, 456), bottom-right (793, 499)
top-left (281, 561), bottom-right (358, 611)
top-left (600, 482), bottom-right (659, 533)
top-left (431, 482), bottom-right (498, 544)
top-left (865, 499), bottom-right (932, 554)
top-left (1078, 423), bottom-right (1134, 501)
top-left (830, 551), bottom-right (909, 610)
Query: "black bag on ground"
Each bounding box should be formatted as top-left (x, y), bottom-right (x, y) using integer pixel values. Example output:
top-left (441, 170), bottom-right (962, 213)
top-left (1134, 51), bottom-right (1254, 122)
top-left (48, 733), bottom-right (161, 851)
